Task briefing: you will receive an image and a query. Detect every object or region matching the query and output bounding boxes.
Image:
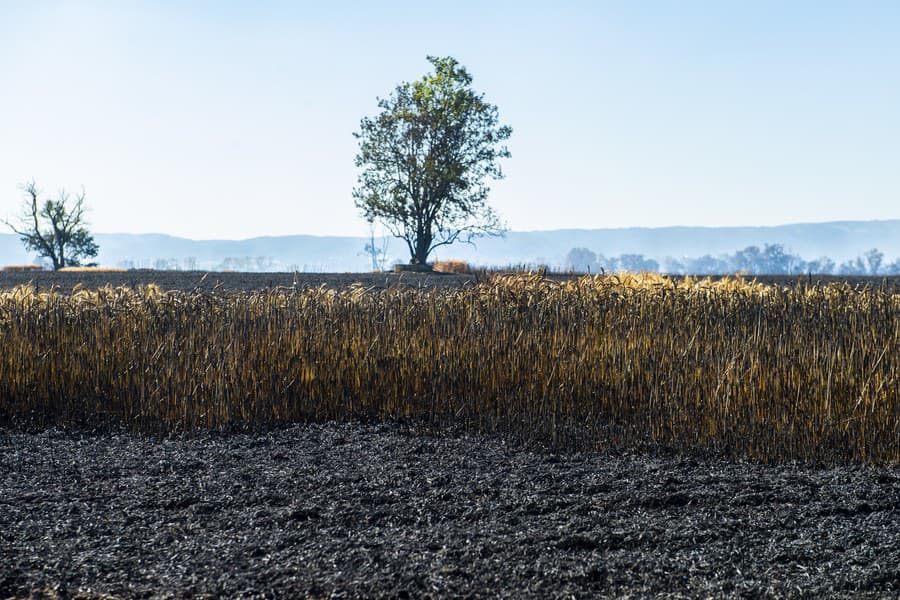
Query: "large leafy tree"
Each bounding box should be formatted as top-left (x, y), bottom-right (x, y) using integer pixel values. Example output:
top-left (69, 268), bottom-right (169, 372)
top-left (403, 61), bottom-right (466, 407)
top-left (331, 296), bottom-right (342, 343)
top-left (4, 181), bottom-right (99, 270)
top-left (353, 56), bottom-right (511, 266)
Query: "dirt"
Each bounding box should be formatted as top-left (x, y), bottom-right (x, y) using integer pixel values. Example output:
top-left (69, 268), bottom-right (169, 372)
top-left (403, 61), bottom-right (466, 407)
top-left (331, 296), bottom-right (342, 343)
top-left (1, 423), bottom-right (897, 599)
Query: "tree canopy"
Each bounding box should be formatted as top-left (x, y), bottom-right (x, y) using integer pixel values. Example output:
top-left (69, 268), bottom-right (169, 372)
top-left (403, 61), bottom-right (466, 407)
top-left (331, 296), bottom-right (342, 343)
top-left (4, 181), bottom-right (99, 270)
top-left (353, 56), bottom-right (511, 266)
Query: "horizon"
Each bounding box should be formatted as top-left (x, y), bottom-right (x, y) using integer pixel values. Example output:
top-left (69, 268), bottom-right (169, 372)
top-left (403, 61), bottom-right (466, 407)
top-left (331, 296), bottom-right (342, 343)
top-left (41, 216), bottom-right (900, 242)
top-left (4, 218), bottom-right (900, 275)
top-left (1, 2), bottom-right (898, 240)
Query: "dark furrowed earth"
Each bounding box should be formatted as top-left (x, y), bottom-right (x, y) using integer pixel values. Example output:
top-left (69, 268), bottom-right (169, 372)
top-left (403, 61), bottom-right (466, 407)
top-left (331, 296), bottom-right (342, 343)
top-left (1, 423), bottom-right (898, 599)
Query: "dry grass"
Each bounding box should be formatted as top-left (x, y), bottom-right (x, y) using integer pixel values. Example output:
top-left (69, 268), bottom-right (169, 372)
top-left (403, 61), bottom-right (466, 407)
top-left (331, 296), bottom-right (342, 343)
top-left (2, 264), bottom-right (44, 272)
top-left (57, 267), bottom-right (129, 273)
top-left (432, 260), bottom-right (471, 274)
top-left (0, 273), bottom-right (896, 464)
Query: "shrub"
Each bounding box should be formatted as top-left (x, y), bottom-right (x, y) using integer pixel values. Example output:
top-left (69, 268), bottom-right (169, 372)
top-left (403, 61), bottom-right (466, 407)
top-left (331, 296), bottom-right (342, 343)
top-left (432, 260), bottom-right (471, 274)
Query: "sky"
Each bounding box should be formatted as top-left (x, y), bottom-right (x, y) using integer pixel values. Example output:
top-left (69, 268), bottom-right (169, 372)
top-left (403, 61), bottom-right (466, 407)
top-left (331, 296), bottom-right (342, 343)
top-left (1, 1), bottom-right (898, 240)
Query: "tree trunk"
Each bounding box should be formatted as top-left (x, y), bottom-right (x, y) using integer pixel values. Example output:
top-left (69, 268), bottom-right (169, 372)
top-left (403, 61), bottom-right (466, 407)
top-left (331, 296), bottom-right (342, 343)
top-left (412, 230), bottom-right (431, 265)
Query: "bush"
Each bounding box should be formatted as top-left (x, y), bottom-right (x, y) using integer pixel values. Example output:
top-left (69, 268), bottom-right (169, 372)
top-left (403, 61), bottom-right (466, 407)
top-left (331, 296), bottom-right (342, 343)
top-left (432, 260), bottom-right (470, 274)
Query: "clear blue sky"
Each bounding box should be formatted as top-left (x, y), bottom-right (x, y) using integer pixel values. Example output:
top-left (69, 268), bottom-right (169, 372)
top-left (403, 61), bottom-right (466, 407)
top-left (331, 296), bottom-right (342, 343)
top-left (1, 1), bottom-right (898, 239)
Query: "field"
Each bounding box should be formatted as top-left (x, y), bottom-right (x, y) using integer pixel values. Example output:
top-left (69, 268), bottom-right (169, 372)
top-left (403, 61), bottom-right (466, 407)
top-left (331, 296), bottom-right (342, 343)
top-left (2, 423), bottom-right (897, 599)
top-left (0, 270), bottom-right (897, 597)
top-left (0, 270), bottom-right (896, 463)
top-left (1, 268), bottom-right (898, 293)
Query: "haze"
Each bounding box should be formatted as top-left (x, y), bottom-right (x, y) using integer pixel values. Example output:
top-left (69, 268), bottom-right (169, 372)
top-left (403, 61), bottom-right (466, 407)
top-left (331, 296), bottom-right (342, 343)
top-left (1, 1), bottom-right (898, 240)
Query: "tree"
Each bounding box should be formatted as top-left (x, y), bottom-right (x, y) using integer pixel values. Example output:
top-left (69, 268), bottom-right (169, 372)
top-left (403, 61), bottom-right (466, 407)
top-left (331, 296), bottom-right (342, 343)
top-left (760, 243), bottom-right (791, 274)
top-left (4, 181), bottom-right (99, 270)
top-left (839, 256), bottom-right (867, 275)
top-left (565, 247), bottom-right (597, 273)
top-left (805, 256), bottom-right (836, 275)
top-left (685, 254), bottom-right (731, 275)
top-left (864, 248), bottom-right (884, 275)
top-left (595, 254), bottom-right (619, 272)
top-left (353, 56), bottom-right (511, 266)
top-left (618, 253), bottom-right (659, 273)
top-left (732, 246), bottom-right (763, 274)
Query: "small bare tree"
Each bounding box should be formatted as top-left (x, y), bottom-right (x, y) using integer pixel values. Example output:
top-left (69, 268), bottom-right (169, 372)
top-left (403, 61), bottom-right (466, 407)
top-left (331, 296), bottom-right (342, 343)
top-left (4, 181), bottom-right (99, 270)
top-left (360, 219), bottom-right (389, 271)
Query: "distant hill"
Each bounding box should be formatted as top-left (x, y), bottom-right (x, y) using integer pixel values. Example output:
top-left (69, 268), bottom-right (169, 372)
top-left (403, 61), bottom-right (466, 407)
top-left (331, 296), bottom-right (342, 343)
top-left (1, 220), bottom-right (898, 272)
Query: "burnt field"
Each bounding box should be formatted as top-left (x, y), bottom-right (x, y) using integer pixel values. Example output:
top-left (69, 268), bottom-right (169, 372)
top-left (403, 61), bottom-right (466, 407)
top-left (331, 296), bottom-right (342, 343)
top-left (1, 271), bottom-right (897, 597)
top-left (1, 268), bottom-right (898, 293)
top-left (1, 423), bottom-right (898, 599)
top-left (0, 269), bottom-right (475, 293)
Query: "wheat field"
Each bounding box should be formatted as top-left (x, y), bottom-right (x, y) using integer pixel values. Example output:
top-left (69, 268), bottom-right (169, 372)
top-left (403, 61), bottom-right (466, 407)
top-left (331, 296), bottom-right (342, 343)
top-left (0, 273), bottom-right (896, 463)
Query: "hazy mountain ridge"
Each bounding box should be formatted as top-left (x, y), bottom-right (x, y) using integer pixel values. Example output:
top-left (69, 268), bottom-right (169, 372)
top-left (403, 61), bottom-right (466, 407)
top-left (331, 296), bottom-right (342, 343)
top-left (1, 220), bottom-right (898, 272)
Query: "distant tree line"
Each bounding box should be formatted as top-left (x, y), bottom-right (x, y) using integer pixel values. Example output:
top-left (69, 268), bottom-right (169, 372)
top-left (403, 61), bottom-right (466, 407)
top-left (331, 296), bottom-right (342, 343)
top-left (114, 256), bottom-right (320, 273)
top-left (566, 244), bottom-right (900, 275)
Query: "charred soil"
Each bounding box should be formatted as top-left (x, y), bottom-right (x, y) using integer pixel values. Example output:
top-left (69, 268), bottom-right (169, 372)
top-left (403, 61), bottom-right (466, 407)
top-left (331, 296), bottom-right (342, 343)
top-left (1, 423), bottom-right (897, 599)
